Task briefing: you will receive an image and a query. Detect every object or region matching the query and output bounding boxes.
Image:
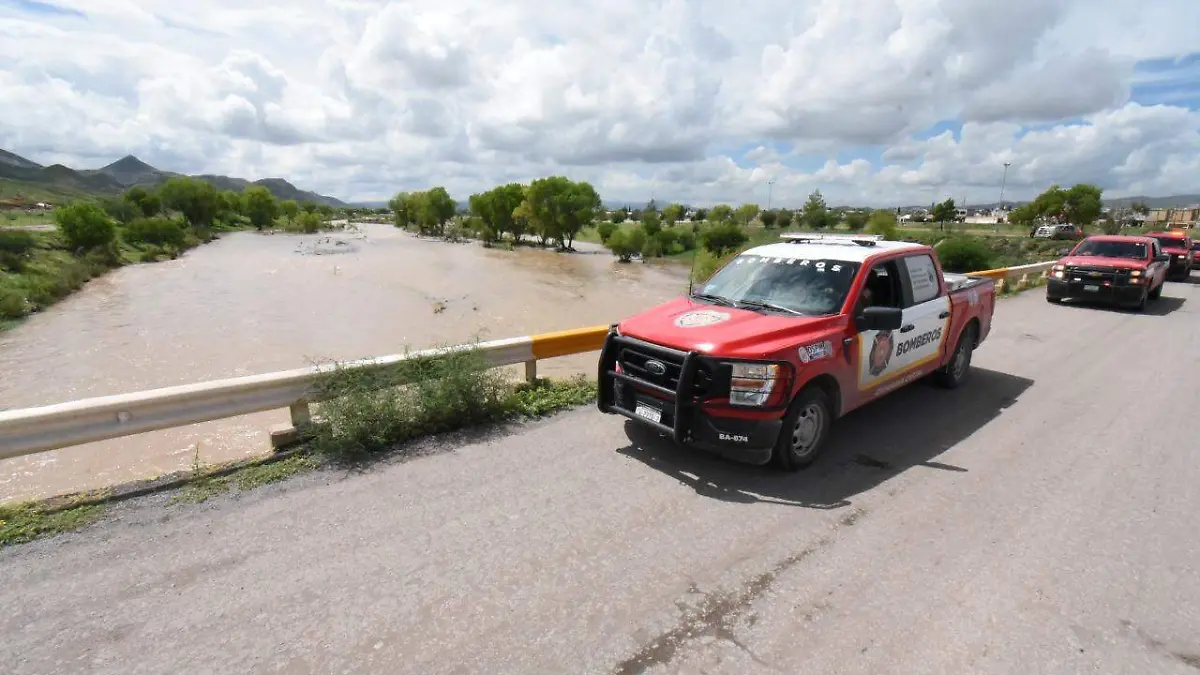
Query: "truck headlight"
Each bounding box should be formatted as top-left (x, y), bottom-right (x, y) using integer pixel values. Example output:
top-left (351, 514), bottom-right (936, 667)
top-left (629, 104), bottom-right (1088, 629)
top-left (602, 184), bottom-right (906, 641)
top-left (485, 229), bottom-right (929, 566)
top-left (1130, 270), bottom-right (1141, 277)
top-left (728, 362), bottom-right (780, 407)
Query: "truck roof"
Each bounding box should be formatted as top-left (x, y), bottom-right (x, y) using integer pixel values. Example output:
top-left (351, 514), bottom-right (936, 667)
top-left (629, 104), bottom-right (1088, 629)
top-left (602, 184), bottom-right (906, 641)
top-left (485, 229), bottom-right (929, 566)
top-left (745, 234), bottom-right (926, 263)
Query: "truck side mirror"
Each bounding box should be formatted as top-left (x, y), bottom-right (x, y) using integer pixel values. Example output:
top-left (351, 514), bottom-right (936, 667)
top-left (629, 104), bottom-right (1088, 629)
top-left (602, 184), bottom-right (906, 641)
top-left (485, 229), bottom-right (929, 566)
top-left (855, 306), bottom-right (903, 332)
top-left (1155, 254), bottom-right (1170, 262)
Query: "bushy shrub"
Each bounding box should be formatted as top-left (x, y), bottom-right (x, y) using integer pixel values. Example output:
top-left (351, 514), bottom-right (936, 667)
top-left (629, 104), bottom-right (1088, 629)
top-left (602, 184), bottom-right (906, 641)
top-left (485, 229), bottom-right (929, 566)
top-left (596, 221), bottom-right (616, 243)
top-left (54, 203), bottom-right (116, 252)
top-left (700, 221), bottom-right (748, 255)
top-left (937, 237), bottom-right (994, 273)
top-left (310, 346), bottom-right (513, 460)
top-left (605, 226), bottom-right (646, 262)
top-left (122, 217), bottom-right (187, 248)
top-left (0, 230), bottom-right (35, 255)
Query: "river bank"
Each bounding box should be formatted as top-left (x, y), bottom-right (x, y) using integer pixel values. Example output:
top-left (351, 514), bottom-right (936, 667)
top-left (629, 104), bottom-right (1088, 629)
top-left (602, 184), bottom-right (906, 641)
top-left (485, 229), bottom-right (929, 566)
top-left (0, 223), bottom-right (687, 503)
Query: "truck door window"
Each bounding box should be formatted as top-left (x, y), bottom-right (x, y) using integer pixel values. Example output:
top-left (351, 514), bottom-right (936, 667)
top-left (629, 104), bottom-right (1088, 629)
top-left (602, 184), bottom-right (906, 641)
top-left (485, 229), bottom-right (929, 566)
top-left (857, 261), bottom-right (902, 313)
top-left (901, 254), bottom-right (940, 305)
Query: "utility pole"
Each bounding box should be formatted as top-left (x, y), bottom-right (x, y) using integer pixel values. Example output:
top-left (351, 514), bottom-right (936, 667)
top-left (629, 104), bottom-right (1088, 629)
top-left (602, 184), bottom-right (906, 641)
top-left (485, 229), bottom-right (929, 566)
top-left (766, 179), bottom-right (776, 211)
top-left (999, 162), bottom-right (1011, 207)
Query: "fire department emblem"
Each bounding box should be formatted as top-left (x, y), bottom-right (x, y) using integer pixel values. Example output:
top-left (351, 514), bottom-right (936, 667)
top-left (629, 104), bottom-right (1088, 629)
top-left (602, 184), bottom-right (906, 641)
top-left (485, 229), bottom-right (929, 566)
top-left (674, 310), bottom-right (731, 328)
top-left (868, 330), bottom-right (893, 377)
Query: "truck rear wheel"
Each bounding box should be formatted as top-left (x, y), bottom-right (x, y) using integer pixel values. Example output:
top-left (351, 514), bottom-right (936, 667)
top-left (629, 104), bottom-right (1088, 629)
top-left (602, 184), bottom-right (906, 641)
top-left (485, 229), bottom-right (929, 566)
top-left (772, 386), bottom-right (832, 472)
top-left (933, 324), bottom-right (976, 389)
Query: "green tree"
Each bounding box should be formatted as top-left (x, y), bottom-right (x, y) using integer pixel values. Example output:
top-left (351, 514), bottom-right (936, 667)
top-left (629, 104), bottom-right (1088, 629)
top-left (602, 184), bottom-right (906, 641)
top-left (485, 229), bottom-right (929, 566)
top-left (708, 204), bottom-right (733, 223)
top-left (776, 209), bottom-right (792, 229)
top-left (54, 202), bottom-right (116, 252)
top-left (759, 210), bottom-right (778, 228)
top-left (219, 190), bottom-right (243, 218)
top-left (423, 187), bottom-right (456, 236)
top-left (735, 203), bottom-right (760, 226)
top-left (280, 200), bottom-right (300, 223)
top-left (1063, 184), bottom-right (1103, 226)
top-left (799, 190), bottom-right (832, 229)
top-left (98, 196), bottom-right (138, 224)
top-left (597, 221), bottom-right (617, 243)
top-left (606, 226), bottom-right (646, 262)
top-left (641, 204), bottom-right (662, 238)
top-left (692, 207), bottom-right (708, 222)
top-left (124, 186), bottom-right (161, 218)
top-left (519, 176), bottom-right (601, 249)
top-left (1008, 203), bottom-right (1038, 228)
top-left (931, 198), bottom-right (957, 231)
top-left (295, 211), bottom-right (323, 234)
top-left (389, 192), bottom-right (414, 229)
top-left (242, 186), bottom-right (280, 230)
top-left (1131, 200), bottom-right (1149, 215)
top-left (160, 177), bottom-right (221, 228)
top-left (700, 221), bottom-right (748, 254)
top-left (844, 211), bottom-right (868, 231)
top-left (662, 203), bottom-right (684, 227)
top-left (300, 201), bottom-right (319, 214)
top-left (865, 210), bottom-right (899, 239)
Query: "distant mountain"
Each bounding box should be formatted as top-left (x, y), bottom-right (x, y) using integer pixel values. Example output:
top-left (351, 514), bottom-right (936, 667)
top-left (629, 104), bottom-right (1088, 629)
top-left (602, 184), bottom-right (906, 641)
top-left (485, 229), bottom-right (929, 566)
top-left (0, 149), bottom-right (346, 207)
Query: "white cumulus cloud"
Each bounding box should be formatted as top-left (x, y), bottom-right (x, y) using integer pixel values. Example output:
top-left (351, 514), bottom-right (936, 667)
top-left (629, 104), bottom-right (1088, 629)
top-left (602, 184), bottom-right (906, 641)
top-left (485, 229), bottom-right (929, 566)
top-left (0, 0), bottom-right (1197, 206)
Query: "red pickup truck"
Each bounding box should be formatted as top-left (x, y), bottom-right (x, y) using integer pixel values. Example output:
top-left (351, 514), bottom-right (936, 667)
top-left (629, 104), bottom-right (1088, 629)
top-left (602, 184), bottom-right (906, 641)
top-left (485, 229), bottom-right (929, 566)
top-left (597, 233), bottom-right (997, 470)
top-left (1046, 234), bottom-right (1169, 310)
top-left (1146, 230), bottom-right (1194, 280)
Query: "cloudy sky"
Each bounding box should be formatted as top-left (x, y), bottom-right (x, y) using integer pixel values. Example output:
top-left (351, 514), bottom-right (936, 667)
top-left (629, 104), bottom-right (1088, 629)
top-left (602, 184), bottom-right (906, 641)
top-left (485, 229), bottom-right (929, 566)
top-left (1, 0), bottom-right (1198, 207)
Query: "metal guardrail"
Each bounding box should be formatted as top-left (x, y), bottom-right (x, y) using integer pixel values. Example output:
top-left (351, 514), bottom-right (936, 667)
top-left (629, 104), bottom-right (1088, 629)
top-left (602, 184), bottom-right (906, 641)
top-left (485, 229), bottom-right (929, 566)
top-left (0, 259), bottom-right (1057, 462)
top-left (969, 261), bottom-right (1056, 292)
top-left (0, 326), bottom-right (609, 461)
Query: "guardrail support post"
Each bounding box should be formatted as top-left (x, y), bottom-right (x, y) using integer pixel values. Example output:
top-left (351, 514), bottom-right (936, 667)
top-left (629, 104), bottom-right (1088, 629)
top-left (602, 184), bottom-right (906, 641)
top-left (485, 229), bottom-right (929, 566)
top-left (524, 360), bottom-right (538, 383)
top-left (270, 401), bottom-right (314, 451)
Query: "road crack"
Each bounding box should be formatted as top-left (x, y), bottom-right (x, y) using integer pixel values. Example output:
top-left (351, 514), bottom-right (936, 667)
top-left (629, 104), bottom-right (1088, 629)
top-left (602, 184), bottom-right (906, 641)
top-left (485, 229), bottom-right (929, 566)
top-left (611, 533), bottom-right (840, 674)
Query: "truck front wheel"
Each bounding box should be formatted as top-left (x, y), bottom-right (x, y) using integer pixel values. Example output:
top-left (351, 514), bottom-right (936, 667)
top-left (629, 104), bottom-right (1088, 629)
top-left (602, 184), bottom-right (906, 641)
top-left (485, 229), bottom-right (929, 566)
top-left (772, 386), bottom-right (833, 472)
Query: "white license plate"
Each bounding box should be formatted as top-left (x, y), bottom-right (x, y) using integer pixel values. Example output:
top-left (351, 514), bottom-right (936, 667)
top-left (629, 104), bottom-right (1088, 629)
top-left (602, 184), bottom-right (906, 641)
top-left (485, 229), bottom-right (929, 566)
top-left (635, 403), bottom-right (662, 424)
top-left (1084, 284), bottom-right (1099, 292)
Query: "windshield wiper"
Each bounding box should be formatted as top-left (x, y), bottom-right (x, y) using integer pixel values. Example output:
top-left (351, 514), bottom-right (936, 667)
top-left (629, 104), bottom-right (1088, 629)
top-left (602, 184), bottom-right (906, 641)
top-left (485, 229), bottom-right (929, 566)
top-left (734, 299), bottom-right (805, 315)
top-left (690, 292), bottom-right (736, 307)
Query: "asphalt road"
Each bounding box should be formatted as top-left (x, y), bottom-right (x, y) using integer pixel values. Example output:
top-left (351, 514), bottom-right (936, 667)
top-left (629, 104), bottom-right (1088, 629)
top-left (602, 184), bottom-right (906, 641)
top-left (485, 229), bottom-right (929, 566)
top-left (4, 280), bottom-right (1200, 675)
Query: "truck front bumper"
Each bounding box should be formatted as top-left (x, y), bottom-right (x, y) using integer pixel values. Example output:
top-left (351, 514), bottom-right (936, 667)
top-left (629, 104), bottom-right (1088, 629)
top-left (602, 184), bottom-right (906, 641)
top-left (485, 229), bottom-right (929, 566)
top-left (597, 330), bottom-right (783, 465)
top-left (1046, 278), bottom-right (1145, 306)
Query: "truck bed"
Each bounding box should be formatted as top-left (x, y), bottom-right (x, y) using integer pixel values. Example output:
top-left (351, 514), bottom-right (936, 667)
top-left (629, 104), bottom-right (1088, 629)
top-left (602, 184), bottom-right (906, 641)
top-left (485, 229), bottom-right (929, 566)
top-left (942, 272), bottom-right (992, 294)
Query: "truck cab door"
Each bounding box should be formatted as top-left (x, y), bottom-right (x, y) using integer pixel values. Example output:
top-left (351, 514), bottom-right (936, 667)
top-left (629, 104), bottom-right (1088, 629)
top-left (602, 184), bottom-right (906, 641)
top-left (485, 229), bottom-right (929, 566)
top-left (894, 253), bottom-right (952, 369)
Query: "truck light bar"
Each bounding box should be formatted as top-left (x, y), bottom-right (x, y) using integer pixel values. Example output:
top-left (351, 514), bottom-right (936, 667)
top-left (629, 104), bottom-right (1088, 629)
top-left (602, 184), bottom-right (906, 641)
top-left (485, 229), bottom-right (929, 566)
top-left (779, 232), bottom-right (883, 247)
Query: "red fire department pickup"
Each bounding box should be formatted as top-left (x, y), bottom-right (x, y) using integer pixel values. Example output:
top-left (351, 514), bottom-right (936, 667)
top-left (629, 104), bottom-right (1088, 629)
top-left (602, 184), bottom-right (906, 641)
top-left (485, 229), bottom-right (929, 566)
top-left (1145, 230), bottom-right (1194, 280)
top-left (1045, 234), bottom-right (1169, 310)
top-left (597, 233), bottom-right (997, 470)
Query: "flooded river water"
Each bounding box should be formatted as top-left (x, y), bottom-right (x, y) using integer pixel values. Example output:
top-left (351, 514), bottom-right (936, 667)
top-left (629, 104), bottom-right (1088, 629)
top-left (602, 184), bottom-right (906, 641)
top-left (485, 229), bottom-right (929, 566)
top-left (0, 223), bottom-right (687, 503)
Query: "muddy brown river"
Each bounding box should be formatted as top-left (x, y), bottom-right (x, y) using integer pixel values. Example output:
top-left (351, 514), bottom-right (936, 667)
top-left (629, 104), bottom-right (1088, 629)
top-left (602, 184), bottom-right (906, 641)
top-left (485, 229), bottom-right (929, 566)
top-left (0, 224), bottom-right (687, 503)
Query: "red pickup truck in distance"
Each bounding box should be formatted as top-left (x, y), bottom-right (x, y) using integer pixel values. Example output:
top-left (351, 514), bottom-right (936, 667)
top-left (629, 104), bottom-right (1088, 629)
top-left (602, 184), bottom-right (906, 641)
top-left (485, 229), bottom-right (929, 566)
top-left (597, 233), bottom-right (997, 470)
top-left (1146, 230), bottom-right (1194, 280)
top-left (1046, 235), bottom-right (1169, 311)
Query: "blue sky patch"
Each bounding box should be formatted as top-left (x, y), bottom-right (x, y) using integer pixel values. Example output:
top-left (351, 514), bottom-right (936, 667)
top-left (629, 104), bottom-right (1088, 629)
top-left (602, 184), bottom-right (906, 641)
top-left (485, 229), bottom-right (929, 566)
top-left (1131, 52), bottom-right (1200, 109)
top-left (0, 0), bottom-right (85, 18)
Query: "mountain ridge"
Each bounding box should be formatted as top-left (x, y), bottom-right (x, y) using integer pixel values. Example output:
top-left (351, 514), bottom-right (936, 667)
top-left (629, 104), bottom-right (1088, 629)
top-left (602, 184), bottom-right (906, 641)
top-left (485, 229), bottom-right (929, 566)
top-left (0, 149), bottom-right (346, 207)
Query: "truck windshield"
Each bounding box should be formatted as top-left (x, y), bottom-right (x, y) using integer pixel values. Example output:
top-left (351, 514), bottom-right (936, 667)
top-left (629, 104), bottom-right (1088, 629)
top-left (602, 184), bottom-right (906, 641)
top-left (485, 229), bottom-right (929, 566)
top-left (1152, 236), bottom-right (1186, 250)
top-left (697, 255), bottom-right (861, 316)
top-left (1072, 240), bottom-right (1147, 259)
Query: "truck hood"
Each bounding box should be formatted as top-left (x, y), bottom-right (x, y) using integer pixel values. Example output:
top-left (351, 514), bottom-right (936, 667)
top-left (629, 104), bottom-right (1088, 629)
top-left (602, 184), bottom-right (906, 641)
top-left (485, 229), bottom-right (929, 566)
top-left (616, 297), bottom-right (841, 357)
top-left (1060, 255), bottom-right (1147, 270)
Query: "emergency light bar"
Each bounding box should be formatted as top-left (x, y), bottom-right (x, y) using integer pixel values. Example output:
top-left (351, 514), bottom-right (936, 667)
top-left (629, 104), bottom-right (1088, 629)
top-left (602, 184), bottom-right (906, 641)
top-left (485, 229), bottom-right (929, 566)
top-left (780, 232), bottom-right (883, 247)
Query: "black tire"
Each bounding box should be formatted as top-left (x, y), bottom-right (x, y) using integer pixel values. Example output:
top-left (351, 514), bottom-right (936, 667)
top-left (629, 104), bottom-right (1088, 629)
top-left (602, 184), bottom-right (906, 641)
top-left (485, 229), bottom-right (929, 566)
top-left (933, 324), bottom-right (976, 389)
top-left (1046, 295), bottom-right (1062, 304)
top-left (1132, 290), bottom-right (1148, 312)
top-left (771, 386), bottom-right (833, 472)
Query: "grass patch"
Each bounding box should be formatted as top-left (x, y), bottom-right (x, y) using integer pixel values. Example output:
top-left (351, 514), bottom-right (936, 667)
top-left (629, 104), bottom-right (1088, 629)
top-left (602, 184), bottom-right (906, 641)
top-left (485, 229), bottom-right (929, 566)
top-left (0, 498), bottom-right (106, 547)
